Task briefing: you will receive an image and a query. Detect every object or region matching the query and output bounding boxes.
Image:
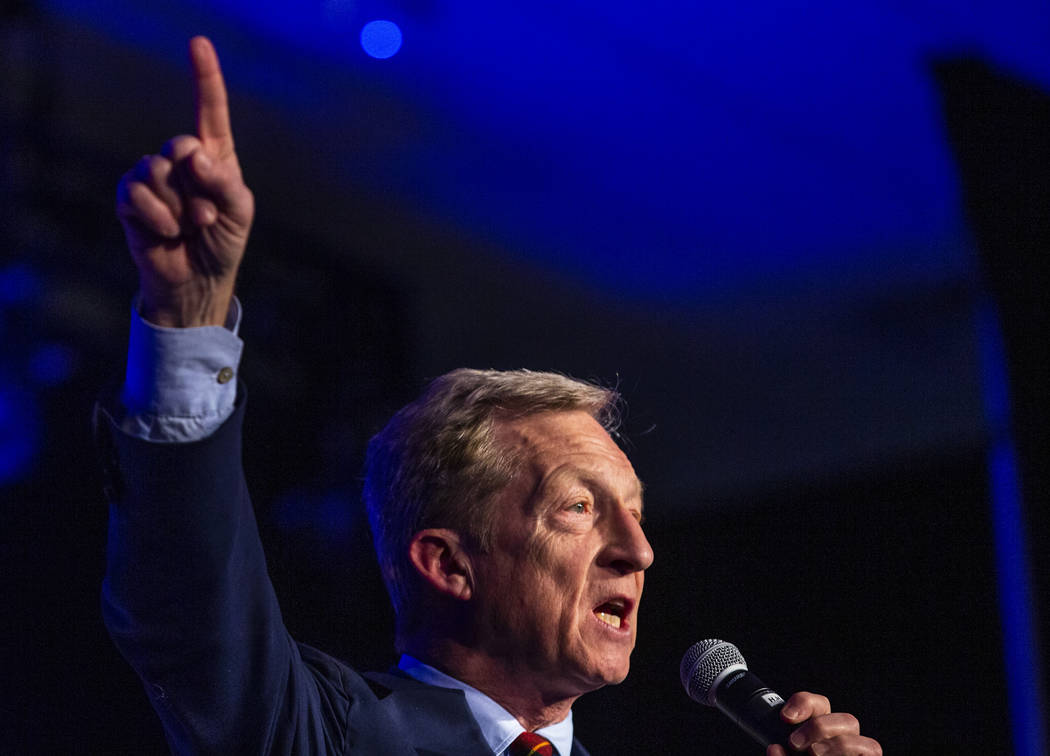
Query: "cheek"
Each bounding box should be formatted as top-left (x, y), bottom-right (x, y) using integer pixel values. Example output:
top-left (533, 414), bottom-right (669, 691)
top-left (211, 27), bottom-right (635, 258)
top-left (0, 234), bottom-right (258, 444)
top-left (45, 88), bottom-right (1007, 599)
top-left (520, 545), bottom-right (587, 618)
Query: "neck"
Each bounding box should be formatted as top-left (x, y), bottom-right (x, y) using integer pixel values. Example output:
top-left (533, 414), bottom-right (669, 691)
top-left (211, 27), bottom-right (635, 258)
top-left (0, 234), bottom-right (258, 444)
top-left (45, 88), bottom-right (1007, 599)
top-left (405, 637), bottom-right (577, 731)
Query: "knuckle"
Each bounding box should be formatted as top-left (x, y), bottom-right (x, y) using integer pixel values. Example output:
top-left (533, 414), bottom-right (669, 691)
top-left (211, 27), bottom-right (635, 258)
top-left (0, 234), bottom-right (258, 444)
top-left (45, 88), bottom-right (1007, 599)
top-left (818, 733), bottom-right (879, 755)
top-left (146, 154), bottom-right (171, 180)
top-left (807, 716), bottom-right (833, 738)
top-left (814, 734), bottom-right (850, 752)
top-left (126, 181), bottom-right (151, 204)
top-left (161, 134), bottom-right (201, 159)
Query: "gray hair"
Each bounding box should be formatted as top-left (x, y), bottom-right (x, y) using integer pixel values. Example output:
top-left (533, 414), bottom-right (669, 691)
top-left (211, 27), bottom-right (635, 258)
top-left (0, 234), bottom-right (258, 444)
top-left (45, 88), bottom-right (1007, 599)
top-left (363, 368), bottom-right (620, 643)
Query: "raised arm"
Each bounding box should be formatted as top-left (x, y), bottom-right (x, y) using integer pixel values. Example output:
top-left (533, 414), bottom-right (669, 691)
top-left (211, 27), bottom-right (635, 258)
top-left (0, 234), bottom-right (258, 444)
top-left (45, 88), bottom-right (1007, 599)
top-left (102, 39), bottom-right (355, 753)
top-left (115, 36), bottom-right (253, 328)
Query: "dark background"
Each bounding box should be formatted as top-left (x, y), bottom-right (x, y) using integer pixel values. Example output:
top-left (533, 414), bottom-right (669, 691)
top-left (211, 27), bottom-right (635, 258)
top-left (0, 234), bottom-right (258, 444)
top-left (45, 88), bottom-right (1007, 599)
top-left (2, 3), bottom-right (1048, 753)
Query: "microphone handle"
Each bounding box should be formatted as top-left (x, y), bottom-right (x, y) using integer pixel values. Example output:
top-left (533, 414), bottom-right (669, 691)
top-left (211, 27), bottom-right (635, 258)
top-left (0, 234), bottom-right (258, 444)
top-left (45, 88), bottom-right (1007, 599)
top-left (713, 669), bottom-right (795, 747)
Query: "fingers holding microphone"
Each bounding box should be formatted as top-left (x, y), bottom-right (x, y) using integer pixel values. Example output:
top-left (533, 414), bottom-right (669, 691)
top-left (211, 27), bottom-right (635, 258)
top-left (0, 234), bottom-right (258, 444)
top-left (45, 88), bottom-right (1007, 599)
top-left (766, 692), bottom-right (882, 756)
top-left (680, 641), bottom-right (882, 756)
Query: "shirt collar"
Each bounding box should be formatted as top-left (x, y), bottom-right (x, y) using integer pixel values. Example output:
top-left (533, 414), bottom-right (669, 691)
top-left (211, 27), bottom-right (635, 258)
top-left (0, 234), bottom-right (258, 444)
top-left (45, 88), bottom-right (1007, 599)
top-left (398, 654), bottom-right (574, 756)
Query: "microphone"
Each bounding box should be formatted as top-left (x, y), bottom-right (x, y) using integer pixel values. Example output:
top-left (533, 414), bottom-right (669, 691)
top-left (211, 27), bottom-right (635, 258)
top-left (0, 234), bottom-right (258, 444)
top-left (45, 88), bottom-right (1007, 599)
top-left (680, 639), bottom-right (794, 748)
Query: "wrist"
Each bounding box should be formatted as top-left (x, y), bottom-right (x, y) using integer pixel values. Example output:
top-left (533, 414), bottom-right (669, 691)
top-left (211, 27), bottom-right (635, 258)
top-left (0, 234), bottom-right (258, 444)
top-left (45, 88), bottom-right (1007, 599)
top-left (139, 279), bottom-right (236, 328)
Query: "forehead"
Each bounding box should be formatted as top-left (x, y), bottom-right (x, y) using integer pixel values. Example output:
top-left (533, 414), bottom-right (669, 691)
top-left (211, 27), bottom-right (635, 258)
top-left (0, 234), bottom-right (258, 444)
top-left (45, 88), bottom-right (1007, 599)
top-left (492, 410), bottom-right (643, 501)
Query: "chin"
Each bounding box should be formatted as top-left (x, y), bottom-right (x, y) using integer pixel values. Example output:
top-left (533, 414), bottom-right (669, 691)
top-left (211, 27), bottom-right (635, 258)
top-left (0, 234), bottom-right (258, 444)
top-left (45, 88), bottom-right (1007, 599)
top-left (606, 662), bottom-right (632, 685)
top-left (582, 656), bottom-right (633, 689)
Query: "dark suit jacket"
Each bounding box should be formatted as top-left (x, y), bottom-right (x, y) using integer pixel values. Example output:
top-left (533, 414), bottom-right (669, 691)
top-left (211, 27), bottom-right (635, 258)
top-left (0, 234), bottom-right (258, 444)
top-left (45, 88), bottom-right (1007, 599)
top-left (96, 396), bottom-right (590, 755)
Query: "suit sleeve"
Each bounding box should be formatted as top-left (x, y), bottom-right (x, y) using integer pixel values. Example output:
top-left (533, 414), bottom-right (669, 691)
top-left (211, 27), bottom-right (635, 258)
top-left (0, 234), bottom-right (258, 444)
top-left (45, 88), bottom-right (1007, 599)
top-left (97, 394), bottom-right (355, 754)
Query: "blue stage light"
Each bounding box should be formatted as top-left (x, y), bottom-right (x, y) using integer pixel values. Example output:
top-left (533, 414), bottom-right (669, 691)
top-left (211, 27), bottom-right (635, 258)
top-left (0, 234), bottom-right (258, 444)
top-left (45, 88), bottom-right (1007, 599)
top-left (0, 381), bottom-right (40, 484)
top-left (976, 299), bottom-right (1048, 755)
top-left (29, 344), bottom-right (76, 387)
top-left (360, 20), bottom-right (402, 59)
top-left (0, 263), bottom-right (42, 305)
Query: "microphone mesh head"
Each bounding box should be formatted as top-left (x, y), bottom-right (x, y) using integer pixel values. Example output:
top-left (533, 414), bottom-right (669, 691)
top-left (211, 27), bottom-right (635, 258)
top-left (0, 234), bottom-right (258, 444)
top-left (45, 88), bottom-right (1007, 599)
top-left (680, 639), bottom-right (747, 705)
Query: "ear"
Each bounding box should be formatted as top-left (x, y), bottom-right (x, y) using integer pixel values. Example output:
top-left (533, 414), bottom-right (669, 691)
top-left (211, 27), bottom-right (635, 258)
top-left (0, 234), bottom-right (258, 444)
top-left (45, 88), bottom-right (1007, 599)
top-left (407, 528), bottom-right (474, 601)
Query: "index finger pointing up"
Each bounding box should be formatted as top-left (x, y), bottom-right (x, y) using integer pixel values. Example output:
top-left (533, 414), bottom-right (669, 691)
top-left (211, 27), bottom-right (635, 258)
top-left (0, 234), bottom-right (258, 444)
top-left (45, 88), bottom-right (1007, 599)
top-left (189, 36), bottom-right (234, 155)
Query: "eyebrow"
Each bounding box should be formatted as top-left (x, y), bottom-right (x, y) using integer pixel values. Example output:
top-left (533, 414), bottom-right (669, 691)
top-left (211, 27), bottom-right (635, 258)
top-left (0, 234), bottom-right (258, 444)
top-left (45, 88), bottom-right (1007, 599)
top-left (541, 467), bottom-right (646, 511)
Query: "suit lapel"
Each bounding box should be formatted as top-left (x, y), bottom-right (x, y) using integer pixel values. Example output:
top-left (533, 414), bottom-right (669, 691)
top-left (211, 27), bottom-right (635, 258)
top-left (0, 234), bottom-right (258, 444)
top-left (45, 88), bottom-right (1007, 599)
top-left (569, 737), bottom-right (592, 756)
top-left (359, 671), bottom-right (593, 756)
top-left (360, 670), bottom-right (492, 755)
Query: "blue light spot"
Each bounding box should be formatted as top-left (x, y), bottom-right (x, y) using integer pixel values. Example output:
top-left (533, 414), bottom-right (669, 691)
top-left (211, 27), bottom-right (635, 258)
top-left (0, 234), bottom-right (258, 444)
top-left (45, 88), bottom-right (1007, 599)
top-left (0, 263), bottom-right (42, 306)
top-left (29, 344), bottom-right (76, 387)
top-left (360, 20), bottom-right (402, 59)
top-left (976, 299), bottom-right (1048, 755)
top-left (272, 487), bottom-right (355, 542)
top-left (0, 381), bottom-right (40, 484)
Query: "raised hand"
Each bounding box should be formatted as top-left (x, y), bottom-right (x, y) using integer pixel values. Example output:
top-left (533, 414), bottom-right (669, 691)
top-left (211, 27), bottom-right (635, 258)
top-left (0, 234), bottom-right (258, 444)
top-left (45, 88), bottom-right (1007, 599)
top-left (116, 36), bottom-right (254, 327)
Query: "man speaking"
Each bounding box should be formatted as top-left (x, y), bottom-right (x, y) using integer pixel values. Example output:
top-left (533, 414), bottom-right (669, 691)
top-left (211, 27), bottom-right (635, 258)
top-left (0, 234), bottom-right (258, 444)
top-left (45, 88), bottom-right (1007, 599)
top-left (99, 36), bottom-right (882, 755)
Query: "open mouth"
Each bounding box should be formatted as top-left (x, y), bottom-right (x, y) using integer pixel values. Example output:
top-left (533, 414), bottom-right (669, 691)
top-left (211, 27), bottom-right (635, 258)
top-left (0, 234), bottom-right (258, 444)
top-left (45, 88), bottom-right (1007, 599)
top-left (593, 599), bottom-right (628, 629)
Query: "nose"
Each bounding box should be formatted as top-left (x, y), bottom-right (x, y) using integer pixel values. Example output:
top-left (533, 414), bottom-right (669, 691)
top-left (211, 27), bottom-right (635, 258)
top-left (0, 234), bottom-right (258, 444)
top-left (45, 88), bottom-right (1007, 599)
top-left (599, 504), bottom-right (654, 574)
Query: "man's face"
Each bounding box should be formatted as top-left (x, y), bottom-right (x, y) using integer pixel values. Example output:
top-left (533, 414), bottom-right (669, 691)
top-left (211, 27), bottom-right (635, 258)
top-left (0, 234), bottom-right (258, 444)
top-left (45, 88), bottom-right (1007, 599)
top-left (470, 409), bottom-right (653, 698)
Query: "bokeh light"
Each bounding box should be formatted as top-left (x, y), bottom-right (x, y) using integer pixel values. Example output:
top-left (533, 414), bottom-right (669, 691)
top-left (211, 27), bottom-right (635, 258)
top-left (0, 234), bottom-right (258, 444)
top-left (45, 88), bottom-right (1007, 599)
top-left (0, 381), bottom-right (40, 484)
top-left (360, 20), bottom-right (402, 59)
top-left (29, 344), bottom-right (76, 387)
top-left (0, 263), bottom-right (42, 305)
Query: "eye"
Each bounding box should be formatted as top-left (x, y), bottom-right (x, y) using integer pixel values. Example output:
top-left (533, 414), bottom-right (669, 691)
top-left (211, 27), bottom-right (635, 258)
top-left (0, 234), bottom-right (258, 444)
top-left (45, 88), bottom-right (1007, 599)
top-left (567, 500), bottom-right (588, 514)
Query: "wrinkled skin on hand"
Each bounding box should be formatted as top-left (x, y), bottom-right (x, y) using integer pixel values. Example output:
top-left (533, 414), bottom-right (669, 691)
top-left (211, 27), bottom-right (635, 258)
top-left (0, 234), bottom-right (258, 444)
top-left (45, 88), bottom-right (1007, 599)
top-left (115, 36), bottom-right (253, 327)
top-left (767, 692), bottom-right (882, 756)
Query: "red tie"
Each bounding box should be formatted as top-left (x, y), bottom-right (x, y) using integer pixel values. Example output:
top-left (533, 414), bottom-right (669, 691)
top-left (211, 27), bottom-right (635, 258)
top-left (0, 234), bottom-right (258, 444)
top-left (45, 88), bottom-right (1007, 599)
top-left (508, 731), bottom-right (557, 756)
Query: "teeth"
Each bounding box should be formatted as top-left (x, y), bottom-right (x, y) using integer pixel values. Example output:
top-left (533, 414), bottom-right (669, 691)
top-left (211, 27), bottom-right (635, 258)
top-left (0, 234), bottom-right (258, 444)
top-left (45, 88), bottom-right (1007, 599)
top-left (595, 611), bottom-right (622, 628)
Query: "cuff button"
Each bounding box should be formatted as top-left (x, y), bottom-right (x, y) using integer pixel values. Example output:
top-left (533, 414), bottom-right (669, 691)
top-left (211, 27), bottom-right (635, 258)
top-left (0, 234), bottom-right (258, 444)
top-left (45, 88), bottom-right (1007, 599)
top-left (217, 366), bottom-right (235, 384)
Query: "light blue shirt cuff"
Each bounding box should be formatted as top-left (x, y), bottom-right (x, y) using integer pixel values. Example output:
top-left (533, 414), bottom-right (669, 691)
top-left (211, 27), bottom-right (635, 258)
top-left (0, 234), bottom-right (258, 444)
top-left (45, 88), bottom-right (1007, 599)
top-left (120, 297), bottom-right (244, 443)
